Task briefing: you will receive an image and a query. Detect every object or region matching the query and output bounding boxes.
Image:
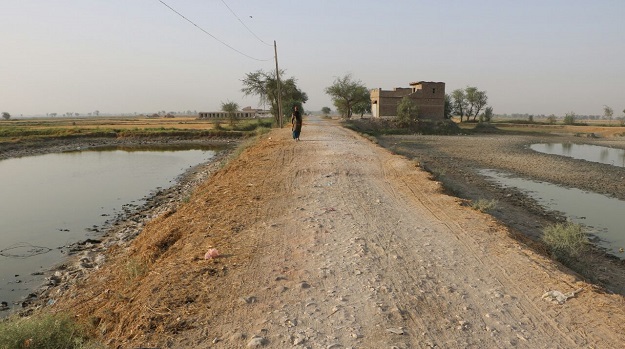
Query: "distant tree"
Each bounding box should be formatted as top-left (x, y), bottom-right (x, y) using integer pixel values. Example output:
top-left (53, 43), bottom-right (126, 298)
top-left (563, 111), bottom-right (576, 125)
top-left (50, 113), bottom-right (57, 117)
top-left (241, 69), bottom-right (308, 125)
top-left (466, 87), bottom-right (488, 121)
top-left (74, 113), bottom-right (79, 117)
top-left (221, 101), bottom-right (239, 126)
top-left (321, 107), bottom-right (331, 116)
top-left (1, 112), bottom-right (10, 120)
top-left (352, 100), bottom-right (371, 118)
top-left (481, 106), bottom-right (494, 122)
top-left (451, 89), bottom-right (468, 122)
top-left (547, 114), bottom-right (557, 124)
top-left (324, 74), bottom-right (369, 119)
top-left (94, 110), bottom-right (100, 116)
top-left (444, 94), bottom-right (452, 119)
top-left (603, 105), bottom-right (614, 123)
top-left (396, 96), bottom-right (418, 127)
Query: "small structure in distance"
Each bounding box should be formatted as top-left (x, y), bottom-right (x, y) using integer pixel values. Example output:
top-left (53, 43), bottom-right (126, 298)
top-left (370, 81), bottom-right (445, 119)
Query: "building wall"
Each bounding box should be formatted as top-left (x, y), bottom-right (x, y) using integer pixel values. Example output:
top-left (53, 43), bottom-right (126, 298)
top-left (371, 81), bottom-right (445, 119)
top-left (198, 111), bottom-right (256, 119)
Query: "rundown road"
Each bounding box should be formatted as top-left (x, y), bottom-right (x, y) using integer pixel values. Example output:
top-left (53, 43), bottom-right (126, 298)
top-left (50, 116), bottom-right (625, 348)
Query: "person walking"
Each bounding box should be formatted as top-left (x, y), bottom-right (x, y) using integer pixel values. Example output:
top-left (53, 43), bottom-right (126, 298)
top-left (291, 105), bottom-right (303, 141)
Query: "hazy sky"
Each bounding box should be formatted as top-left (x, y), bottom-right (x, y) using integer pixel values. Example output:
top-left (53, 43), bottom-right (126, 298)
top-left (2, 0), bottom-right (624, 117)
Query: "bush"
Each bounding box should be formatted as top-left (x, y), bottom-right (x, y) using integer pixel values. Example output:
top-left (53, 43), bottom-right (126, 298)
top-left (542, 222), bottom-right (588, 262)
top-left (563, 112), bottom-right (576, 125)
top-left (0, 313), bottom-right (103, 349)
top-left (471, 198), bottom-right (498, 212)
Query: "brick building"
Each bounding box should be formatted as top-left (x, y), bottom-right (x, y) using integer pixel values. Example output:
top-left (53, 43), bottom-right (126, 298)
top-left (370, 81), bottom-right (445, 119)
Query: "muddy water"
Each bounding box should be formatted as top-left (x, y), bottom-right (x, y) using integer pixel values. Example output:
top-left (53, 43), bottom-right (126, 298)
top-left (480, 169), bottom-right (625, 258)
top-left (0, 145), bottom-right (217, 314)
top-left (531, 143), bottom-right (625, 167)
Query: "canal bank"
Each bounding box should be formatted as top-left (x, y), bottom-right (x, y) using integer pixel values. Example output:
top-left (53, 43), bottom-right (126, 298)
top-left (0, 138), bottom-right (239, 317)
top-left (378, 133), bottom-right (625, 294)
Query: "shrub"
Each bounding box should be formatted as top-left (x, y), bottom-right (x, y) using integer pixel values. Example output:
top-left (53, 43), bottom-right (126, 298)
top-left (471, 198), bottom-right (498, 212)
top-left (0, 313), bottom-right (103, 349)
top-left (542, 222), bottom-right (588, 262)
top-left (563, 112), bottom-right (576, 125)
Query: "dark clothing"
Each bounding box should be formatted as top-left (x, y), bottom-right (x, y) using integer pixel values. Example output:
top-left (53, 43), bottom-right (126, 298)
top-left (291, 110), bottom-right (302, 140)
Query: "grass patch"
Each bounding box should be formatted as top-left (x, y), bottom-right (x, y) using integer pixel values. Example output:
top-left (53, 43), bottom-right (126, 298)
top-left (0, 313), bottom-right (103, 349)
top-left (542, 222), bottom-right (589, 263)
top-left (123, 256), bottom-right (149, 282)
top-left (470, 198), bottom-right (498, 212)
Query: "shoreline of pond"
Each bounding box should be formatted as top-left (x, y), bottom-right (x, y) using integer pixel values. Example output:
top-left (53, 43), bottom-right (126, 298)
top-left (0, 137), bottom-right (240, 317)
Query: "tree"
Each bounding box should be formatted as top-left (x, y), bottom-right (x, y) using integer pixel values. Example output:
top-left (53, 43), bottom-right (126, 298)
top-left (547, 114), bottom-right (557, 125)
top-left (444, 94), bottom-right (452, 119)
top-left (321, 107), bottom-right (331, 116)
top-left (563, 111), bottom-right (576, 125)
top-left (1, 112), bottom-right (10, 120)
top-left (451, 89), bottom-right (468, 122)
top-left (465, 87), bottom-right (488, 121)
top-left (221, 101), bottom-right (239, 126)
top-left (324, 74), bottom-right (370, 119)
top-left (396, 96), bottom-right (418, 127)
top-left (603, 105), bottom-right (614, 123)
top-left (352, 101), bottom-right (371, 118)
top-left (241, 69), bottom-right (308, 125)
top-left (480, 106), bottom-right (494, 123)
top-left (94, 110), bottom-right (100, 116)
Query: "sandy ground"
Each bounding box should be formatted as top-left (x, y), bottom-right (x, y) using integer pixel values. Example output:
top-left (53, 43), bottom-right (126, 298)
top-left (21, 117), bottom-right (625, 348)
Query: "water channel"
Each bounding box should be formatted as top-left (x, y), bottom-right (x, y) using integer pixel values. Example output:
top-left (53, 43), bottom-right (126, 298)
top-left (479, 143), bottom-right (625, 258)
top-left (530, 143), bottom-right (625, 167)
top-left (0, 145), bottom-right (220, 314)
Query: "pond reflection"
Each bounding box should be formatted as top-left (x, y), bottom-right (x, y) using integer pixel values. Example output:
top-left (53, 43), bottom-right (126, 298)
top-left (530, 143), bottom-right (625, 167)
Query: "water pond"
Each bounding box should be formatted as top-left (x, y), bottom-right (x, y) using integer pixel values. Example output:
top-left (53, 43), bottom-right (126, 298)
top-left (530, 143), bottom-right (625, 167)
top-left (480, 169), bottom-right (625, 258)
top-left (0, 144), bottom-right (220, 314)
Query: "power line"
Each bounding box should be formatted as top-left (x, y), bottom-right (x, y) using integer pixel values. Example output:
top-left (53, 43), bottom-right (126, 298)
top-left (219, 0), bottom-right (272, 47)
top-left (156, 0), bottom-right (270, 62)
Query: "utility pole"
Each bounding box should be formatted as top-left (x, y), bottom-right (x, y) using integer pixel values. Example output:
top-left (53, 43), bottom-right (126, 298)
top-left (274, 40), bottom-right (283, 128)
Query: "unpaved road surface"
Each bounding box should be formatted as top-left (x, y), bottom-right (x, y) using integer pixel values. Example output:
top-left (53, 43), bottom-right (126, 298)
top-left (48, 116), bottom-right (625, 348)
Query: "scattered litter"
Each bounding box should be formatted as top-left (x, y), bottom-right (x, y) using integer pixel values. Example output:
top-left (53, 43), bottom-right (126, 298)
top-left (386, 327), bottom-right (405, 335)
top-left (204, 248), bottom-right (220, 260)
top-left (541, 288), bottom-right (584, 304)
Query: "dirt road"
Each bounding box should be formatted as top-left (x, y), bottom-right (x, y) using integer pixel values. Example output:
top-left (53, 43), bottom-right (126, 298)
top-left (50, 116), bottom-right (625, 348)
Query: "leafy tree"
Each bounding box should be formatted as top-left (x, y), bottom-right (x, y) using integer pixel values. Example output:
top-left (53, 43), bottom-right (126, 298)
top-left (324, 74), bottom-right (369, 119)
top-left (563, 111), bottom-right (576, 125)
top-left (221, 101), bottom-right (239, 126)
top-left (466, 87), bottom-right (488, 121)
top-left (352, 100), bottom-right (371, 118)
top-left (241, 69), bottom-right (308, 125)
top-left (444, 94), bottom-right (452, 119)
top-left (451, 89), bottom-right (468, 122)
top-left (396, 96), bottom-right (418, 127)
top-left (603, 105), bottom-right (613, 123)
top-left (1, 112), bottom-right (10, 120)
top-left (321, 107), bottom-right (331, 116)
top-left (481, 106), bottom-right (494, 122)
top-left (94, 110), bottom-right (99, 116)
top-left (452, 86), bottom-right (488, 121)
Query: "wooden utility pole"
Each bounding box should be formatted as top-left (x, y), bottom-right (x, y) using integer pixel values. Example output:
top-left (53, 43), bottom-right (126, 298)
top-left (274, 40), bottom-right (283, 128)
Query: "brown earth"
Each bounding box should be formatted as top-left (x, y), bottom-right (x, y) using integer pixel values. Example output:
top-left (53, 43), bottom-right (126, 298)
top-left (25, 117), bottom-right (625, 348)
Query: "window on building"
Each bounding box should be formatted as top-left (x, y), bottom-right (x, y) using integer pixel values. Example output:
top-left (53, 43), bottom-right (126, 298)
top-left (432, 88), bottom-right (436, 94)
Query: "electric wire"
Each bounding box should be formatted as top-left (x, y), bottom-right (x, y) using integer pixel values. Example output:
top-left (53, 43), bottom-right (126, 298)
top-left (219, 0), bottom-right (272, 47)
top-left (156, 0), bottom-right (270, 61)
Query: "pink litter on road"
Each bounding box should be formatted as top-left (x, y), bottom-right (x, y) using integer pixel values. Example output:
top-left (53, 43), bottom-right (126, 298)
top-left (204, 248), bottom-right (220, 260)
